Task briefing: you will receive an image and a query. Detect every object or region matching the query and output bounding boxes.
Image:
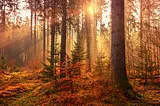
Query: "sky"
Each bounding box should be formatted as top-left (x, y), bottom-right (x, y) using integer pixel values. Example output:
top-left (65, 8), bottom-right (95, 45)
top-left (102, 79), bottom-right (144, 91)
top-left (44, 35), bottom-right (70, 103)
top-left (18, 0), bottom-right (110, 26)
top-left (18, 0), bottom-right (30, 20)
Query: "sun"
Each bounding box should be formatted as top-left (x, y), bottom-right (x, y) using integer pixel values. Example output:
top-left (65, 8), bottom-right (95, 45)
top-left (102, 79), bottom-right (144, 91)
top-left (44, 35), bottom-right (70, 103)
top-left (88, 6), bottom-right (94, 14)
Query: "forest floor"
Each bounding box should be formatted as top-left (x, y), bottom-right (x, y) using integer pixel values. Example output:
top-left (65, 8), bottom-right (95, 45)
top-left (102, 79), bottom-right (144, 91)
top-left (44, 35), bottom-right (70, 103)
top-left (0, 64), bottom-right (160, 106)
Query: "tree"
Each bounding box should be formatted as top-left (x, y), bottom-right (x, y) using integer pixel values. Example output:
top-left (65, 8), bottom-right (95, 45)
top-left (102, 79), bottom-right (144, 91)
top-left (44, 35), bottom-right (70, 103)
top-left (43, 0), bottom-right (46, 63)
top-left (0, 0), bottom-right (6, 56)
top-left (30, 0), bottom-right (33, 59)
top-left (111, 0), bottom-right (133, 90)
top-left (0, 56), bottom-right (8, 70)
top-left (71, 42), bottom-right (85, 75)
top-left (85, 1), bottom-right (92, 72)
top-left (0, 0), bottom-right (19, 56)
top-left (34, 0), bottom-right (37, 55)
top-left (60, 0), bottom-right (67, 78)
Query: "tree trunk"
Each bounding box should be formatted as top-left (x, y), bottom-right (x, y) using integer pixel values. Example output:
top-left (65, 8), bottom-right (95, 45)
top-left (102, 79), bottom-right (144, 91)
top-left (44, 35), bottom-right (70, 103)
top-left (140, 0), bottom-right (143, 75)
top-left (43, 0), bottom-right (46, 63)
top-left (60, 0), bottom-right (67, 78)
top-left (46, 0), bottom-right (50, 57)
top-left (85, 7), bottom-right (91, 72)
top-left (111, 0), bottom-right (133, 90)
top-left (30, 0), bottom-right (33, 60)
top-left (50, 1), bottom-right (56, 66)
top-left (34, 0), bottom-right (37, 55)
top-left (0, 0), bottom-right (6, 56)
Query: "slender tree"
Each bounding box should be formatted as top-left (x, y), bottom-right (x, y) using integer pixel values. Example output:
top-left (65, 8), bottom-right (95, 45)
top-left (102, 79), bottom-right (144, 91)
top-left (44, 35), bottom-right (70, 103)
top-left (50, 0), bottom-right (56, 65)
top-left (60, 0), bottom-right (67, 78)
top-left (30, 0), bottom-right (33, 59)
top-left (34, 0), bottom-right (37, 55)
top-left (85, 1), bottom-right (91, 71)
top-left (43, 0), bottom-right (46, 63)
top-left (0, 0), bottom-right (6, 56)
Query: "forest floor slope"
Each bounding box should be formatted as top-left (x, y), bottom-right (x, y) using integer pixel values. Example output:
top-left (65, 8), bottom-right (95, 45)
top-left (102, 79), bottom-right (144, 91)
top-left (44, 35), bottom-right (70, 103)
top-left (0, 66), bottom-right (160, 106)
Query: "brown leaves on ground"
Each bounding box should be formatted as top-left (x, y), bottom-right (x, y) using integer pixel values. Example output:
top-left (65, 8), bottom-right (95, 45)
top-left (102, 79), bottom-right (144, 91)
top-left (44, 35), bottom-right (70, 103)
top-left (0, 67), bottom-right (43, 105)
top-left (0, 83), bottom-right (31, 98)
top-left (0, 67), bottom-right (160, 106)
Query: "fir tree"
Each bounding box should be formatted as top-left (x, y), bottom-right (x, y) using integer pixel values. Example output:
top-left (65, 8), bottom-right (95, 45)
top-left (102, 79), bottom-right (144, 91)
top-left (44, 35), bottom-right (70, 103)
top-left (42, 35), bottom-right (60, 82)
top-left (134, 47), bottom-right (159, 85)
top-left (93, 52), bottom-right (108, 76)
top-left (71, 42), bottom-right (85, 75)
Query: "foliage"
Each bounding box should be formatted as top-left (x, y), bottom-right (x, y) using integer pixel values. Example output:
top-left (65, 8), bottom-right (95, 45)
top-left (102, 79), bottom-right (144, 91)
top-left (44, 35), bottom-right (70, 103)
top-left (0, 56), bottom-right (8, 70)
top-left (132, 47), bottom-right (160, 85)
top-left (41, 56), bottom-right (60, 82)
top-left (93, 52), bottom-right (109, 76)
top-left (71, 42), bottom-right (85, 75)
top-left (41, 39), bottom-right (60, 82)
top-left (0, 66), bottom-right (160, 106)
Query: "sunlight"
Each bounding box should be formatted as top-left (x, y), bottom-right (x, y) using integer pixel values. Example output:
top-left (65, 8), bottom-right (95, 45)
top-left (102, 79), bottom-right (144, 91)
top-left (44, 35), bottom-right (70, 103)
top-left (88, 6), bottom-right (94, 14)
top-left (19, 0), bottom-right (30, 20)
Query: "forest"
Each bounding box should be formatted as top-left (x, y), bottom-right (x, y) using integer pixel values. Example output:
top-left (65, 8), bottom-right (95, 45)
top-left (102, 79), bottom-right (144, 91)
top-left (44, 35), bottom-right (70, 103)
top-left (0, 0), bottom-right (160, 105)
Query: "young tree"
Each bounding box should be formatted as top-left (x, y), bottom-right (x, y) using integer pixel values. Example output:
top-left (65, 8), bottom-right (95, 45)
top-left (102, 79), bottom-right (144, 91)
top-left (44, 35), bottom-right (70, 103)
top-left (111, 0), bottom-right (133, 90)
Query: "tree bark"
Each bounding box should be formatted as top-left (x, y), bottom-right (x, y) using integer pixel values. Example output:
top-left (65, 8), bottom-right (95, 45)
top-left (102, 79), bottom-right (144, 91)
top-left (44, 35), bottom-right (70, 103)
top-left (34, 0), bottom-right (37, 55)
top-left (43, 0), bottom-right (46, 63)
top-left (111, 0), bottom-right (133, 90)
top-left (85, 7), bottom-right (91, 72)
top-left (60, 0), bottom-right (67, 78)
top-left (30, 0), bottom-right (33, 60)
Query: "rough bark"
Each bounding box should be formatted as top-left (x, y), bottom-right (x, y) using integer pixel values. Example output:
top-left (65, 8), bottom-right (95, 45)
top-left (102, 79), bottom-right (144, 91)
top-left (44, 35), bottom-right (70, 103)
top-left (111, 0), bottom-right (133, 90)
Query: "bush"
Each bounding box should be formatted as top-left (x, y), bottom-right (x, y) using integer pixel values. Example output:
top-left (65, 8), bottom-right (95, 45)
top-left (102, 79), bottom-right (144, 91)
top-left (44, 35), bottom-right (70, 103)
top-left (0, 56), bottom-right (8, 70)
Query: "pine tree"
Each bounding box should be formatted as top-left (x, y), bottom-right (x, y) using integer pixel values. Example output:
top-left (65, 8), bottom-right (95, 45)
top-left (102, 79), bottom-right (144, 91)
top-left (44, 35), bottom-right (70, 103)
top-left (42, 35), bottom-right (60, 82)
top-left (71, 42), bottom-right (85, 75)
top-left (134, 47), bottom-right (159, 85)
top-left (93, 52), bottom-right (108, 76)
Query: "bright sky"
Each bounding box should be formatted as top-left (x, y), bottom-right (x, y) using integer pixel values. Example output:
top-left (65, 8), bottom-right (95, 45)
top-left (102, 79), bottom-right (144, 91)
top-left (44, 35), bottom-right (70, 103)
top-left (18, 0), bottom-right (110, 26)
top-left (19, 0), bottom-right (30, 20)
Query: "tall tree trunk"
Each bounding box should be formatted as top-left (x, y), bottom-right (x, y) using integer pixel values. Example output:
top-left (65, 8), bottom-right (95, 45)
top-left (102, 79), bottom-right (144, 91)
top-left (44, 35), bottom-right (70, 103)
top-left (92, 6), bottom-right (97, 68)
top-left (50, 23), bottom-right (55, 66)
top-left (30, 0), bottom-right (33, 60)
top-left (140, 0), bottom-right (143, 75)
top-left (80, 6), bottom-right (86, 54)
top-left (1, 0), bottom-right (6, 56)
top-left (85, 7), bottom-right (91, 72)
top-left (111, 0), bottom-right (133, 90)
top-left (60, 0), bottom-right (67, 78)
top-left (12, 0), bottom-right (16, 65)
top-left (34, 0), bottom-right (37, 55)
top-left (50, 1), bottom-right (56, 66)
top-left (43, 0), bottom-right (46, 63)
top-left (47, 17), bottom-right (50, 57)
top-left (77, 16), bottom-right (80, 43)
